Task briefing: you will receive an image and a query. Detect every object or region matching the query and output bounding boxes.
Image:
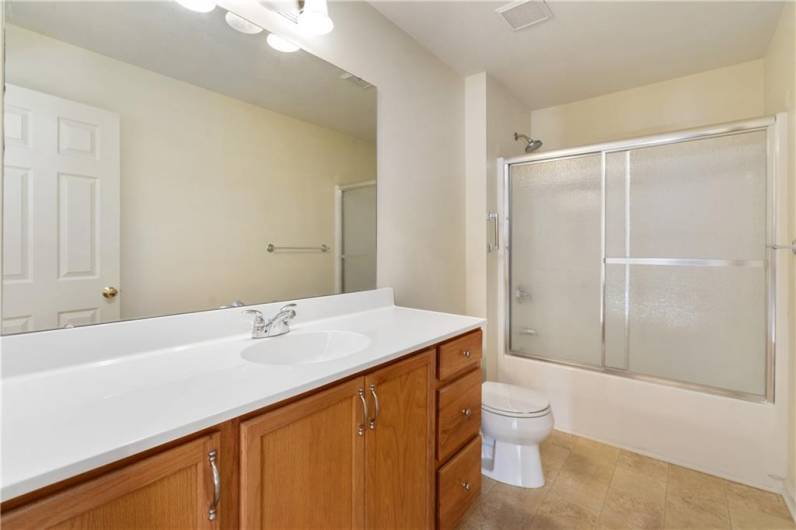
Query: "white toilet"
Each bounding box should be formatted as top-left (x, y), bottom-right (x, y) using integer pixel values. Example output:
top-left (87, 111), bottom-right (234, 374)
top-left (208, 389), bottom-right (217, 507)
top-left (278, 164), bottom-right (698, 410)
top-left (480, 381), bottom-right (554, 489)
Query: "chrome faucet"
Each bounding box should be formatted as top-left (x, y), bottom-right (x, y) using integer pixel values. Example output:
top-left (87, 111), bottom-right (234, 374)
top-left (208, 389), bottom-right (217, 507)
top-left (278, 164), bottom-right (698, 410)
top-left (243, 304), bottom-right (297, 339)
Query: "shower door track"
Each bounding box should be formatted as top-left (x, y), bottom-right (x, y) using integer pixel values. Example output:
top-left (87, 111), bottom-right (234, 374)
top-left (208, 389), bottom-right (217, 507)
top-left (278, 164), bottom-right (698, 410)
top-left (501, 116), bottom-right (782, 403)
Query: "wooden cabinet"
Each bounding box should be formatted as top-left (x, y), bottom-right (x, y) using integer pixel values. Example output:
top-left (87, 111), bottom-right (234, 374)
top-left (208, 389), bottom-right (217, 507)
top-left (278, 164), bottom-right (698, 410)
top-left (437, 437), bottom-right (482, 530)
top-left (240, 378), bottom-right (366, 530)
top-left (437, 368), bottom-right (481, 462)
top-left (435, 329), bottom-right (483, 530)
top-left (365, 350), bottom-right (435, 529)
top-left (2, 330), bottom-right (481, 530)
top-left (239, 350), bottom-right (435, 530)
top-left (2, 433), bottom-right (220, 530)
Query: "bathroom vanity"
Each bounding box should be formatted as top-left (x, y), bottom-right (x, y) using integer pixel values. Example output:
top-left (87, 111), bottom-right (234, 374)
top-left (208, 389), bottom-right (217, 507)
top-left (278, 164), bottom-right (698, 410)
top-left (0, 289), bottom-right (484, 529)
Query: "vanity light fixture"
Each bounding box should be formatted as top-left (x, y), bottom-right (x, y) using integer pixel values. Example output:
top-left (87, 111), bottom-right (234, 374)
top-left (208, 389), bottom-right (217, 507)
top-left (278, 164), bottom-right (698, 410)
top-left (225, 12), bottom-right (264, 34)
top-left (174, 0), bottom-right (216, 13)
top-left (297, 0), bottom-right (334, 35)
top-left (267, 33), bottom-right (301, 52)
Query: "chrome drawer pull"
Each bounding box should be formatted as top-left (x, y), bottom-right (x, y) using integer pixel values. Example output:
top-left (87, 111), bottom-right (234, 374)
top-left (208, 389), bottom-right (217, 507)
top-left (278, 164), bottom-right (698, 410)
top-left (462, 350), bottom-right (471, 358)
top-left (461, 408), bottom-right (472, 418)
top-left (208, 449), bottom-right (221, 521)
top-left (460, 480), bottom-right (471, 491)
top-left (358, 388), bottom-right (368, 436)
top-left (369, 384), bottom-right (380, 430)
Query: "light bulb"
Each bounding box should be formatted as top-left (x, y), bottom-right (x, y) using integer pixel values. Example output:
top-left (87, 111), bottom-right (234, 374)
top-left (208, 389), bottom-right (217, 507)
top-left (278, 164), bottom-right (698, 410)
top-left (297, 0), bottom-right (334, 35)
top-left (267, 33), bottom-right (300, 53)
top-left (174, 0), bottom-right (215, 13)
top-left (225, 12), bottom-right (263, 34)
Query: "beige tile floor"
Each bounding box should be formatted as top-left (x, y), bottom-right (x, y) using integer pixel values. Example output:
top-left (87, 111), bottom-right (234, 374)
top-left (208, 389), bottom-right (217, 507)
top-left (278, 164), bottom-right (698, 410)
top-left (458, 431), bottom-right (796, 530)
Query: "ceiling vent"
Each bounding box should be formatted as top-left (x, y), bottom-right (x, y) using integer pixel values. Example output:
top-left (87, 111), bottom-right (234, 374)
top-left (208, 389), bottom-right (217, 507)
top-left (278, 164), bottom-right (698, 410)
top-left (496, 0), bottom-right (553, 31)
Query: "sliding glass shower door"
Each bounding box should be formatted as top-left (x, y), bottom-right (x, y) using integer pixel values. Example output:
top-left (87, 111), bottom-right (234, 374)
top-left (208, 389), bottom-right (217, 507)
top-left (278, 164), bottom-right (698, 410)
top-left (507, 124), bottom-right (772, 399)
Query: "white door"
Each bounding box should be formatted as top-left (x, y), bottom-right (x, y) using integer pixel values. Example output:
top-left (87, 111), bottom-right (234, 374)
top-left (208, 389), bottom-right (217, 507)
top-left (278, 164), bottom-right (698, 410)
top-left (2, 84), bottom-right (120, 333)
top-left (336, 182), bottom-right (376, 293)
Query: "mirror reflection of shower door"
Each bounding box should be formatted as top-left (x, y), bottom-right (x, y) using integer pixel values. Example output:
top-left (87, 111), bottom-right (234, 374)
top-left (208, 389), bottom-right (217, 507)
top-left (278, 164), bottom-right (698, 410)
top-left (603, 131), bottom-right (768, 396)
top-left (338, 182), bottom-right (377, 293)
top-left (509, 154), bottom-right (603, 367)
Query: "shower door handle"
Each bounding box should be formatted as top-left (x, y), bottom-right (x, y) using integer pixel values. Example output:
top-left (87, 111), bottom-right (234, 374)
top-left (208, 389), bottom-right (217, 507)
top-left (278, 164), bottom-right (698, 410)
top-left (487, 212), bottom-right (499, 253)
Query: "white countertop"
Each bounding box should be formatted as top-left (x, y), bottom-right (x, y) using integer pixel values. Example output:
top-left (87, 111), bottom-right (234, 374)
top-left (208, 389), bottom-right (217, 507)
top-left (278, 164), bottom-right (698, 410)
top-left (1, 296), bottom-right (483, 501)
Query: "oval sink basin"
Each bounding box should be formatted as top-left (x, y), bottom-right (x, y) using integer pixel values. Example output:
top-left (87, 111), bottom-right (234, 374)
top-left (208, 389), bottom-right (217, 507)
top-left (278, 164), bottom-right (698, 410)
top-left (241, 331), bottom-right (371, 366)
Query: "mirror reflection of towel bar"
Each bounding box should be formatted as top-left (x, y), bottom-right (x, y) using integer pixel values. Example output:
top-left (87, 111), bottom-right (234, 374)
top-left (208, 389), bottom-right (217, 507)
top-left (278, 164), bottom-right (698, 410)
top-left (267, 243), bottom-right (330, 253)
top-left (768, 240), bottom-right (796, 255)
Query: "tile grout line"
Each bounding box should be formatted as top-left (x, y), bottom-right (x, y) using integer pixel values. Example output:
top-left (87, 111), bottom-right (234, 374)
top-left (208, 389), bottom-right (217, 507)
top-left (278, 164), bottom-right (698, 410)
top-left (724, 478), bottom-right (735, 530)
top-left (662, 462), bottom-right (671, 529)
top-left (594, 449), bottom-right (621, 529)
top-left (527, 443), bottom-right (571, 528)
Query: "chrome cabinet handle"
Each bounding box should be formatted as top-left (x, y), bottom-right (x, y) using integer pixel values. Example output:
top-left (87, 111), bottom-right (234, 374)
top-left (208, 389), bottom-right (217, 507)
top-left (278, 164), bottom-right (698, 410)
top-left (358, 388), bottom-right (368, 436)
top-left (460, 480), bottom-right (471, 491)
top-left (208, 449), bottom-right (221, 521)
top-left (461, 408), bottom-right (472, 418)
top-left (368, 384), bottom-right (380, 430)
top-left (462, 350), bottom-right (471, 358)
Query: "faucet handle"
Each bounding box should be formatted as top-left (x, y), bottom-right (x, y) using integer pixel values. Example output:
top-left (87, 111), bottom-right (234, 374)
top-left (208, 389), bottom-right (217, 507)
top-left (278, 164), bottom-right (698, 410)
top-left (243, 309), bottom-right (265, 323)
top-left (279, 304), bottom-right (297, 319)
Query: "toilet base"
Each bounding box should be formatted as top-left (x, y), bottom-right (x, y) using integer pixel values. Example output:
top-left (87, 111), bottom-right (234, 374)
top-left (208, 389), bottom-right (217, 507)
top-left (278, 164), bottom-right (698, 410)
top-left (481, 436), bottom-right (545, 489)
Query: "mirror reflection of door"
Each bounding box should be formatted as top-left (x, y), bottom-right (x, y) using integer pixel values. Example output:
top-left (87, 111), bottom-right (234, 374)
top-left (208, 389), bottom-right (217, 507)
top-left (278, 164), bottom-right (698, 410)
top-left (2, 84), bottom-right (121, 333)
top-left (336, 182), bottom-right (376, 293)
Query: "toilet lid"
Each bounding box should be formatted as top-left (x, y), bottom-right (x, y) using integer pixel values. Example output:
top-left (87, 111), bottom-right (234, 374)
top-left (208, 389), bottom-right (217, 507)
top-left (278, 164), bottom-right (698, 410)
top-left (482, 382), bottom-right (550, 415)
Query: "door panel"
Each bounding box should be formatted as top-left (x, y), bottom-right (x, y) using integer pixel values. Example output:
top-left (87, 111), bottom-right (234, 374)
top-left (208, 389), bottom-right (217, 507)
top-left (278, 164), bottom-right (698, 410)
top-left (2, 84), bottom-right (120, 333)
top-left (240, 378), bottom-right (366, 530)
top-left (365, 350), bottom-right (434, 530)
top-left (2, 434), bottom-right (219, 530)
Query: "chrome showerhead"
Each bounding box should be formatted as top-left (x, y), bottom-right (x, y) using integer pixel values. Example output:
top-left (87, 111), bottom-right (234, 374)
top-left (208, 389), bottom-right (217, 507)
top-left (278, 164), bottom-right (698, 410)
top-left (514, 132), bottom-right (543, 153)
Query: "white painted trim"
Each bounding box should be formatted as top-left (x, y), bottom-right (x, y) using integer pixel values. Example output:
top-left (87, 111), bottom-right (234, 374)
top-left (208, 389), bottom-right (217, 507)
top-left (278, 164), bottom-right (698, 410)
top-left (334, 186), bottom-right (343, 294)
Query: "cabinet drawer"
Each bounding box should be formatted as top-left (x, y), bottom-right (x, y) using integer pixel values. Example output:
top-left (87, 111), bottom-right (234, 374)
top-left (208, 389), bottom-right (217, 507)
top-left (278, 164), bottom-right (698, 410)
top-left (437, 436), bottom-right (481, 530)
top-left (437, 369), bottom-right (481, 462)
top-left (437, 330), bottom-right (482, 381)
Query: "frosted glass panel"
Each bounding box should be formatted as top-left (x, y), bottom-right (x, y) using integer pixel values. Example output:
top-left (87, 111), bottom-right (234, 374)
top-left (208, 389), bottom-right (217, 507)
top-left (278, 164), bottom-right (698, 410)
top-left (341, 185), bottom-right (376, 293)
top-left (606, 130), bottom-right (767, 260)
top-left (509, 155), bottom-right (602, 366)
top-left (604, 264), bottom-right (766, 395)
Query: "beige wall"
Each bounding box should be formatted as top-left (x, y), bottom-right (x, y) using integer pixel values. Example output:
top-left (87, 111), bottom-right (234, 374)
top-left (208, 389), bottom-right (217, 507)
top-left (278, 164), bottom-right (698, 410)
top-left (465, 72), bottom-right (529, 380)
top-left (531, 60), bottom-right (765, 151)
top-left (220, 0), bottom-right (466, 314)
top-left (763, 1), bottom-right (796, 513)
top-left (6, 25), bottom-right (376, 319)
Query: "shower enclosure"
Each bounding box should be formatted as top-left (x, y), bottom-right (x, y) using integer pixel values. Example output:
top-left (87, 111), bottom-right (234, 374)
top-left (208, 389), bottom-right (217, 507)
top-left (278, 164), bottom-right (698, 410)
top-left (503, 117), bottom-right (780, 401)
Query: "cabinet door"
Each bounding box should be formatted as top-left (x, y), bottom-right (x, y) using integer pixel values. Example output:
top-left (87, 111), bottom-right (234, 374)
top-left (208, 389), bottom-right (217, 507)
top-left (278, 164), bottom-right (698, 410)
top-left (240, 377), bottom-right (366, 530)
top-left (365, 350), bottom-right (435, 529)
top-left (2, 433), bottom-right (220, 530)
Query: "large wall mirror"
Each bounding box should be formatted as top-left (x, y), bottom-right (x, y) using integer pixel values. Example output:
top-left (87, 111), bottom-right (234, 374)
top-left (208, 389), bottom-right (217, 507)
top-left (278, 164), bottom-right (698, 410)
top-left (1, 1), bottom-right (377, 334)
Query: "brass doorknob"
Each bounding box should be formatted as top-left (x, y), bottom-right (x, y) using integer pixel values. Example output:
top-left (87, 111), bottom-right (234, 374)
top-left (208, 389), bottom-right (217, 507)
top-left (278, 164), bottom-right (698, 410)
top-left (102, 286), bottom-right (119, 299)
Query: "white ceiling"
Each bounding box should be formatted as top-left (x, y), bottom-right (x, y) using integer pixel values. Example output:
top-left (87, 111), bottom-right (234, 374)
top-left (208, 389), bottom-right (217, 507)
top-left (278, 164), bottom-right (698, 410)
top-left (372, 1), bottom-right (785, 110)
top-left (6, 1), bottom-right (377, 140)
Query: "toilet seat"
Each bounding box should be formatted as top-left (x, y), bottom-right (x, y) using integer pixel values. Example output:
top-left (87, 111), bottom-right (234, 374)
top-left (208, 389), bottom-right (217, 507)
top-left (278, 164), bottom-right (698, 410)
top-left (482, 381), bottom-right (551, 418)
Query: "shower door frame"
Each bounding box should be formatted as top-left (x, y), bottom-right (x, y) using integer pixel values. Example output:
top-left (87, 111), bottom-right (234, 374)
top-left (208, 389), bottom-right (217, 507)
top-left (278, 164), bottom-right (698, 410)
top-left (501, 115), bottom-right (783, 403)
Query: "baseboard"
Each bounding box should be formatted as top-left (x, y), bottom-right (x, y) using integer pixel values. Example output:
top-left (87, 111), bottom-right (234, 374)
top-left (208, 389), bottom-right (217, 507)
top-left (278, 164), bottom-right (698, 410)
top-left (785, 482), bottom-right (796, 523)
top-left (552, 426), bottom-right (783, 494)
